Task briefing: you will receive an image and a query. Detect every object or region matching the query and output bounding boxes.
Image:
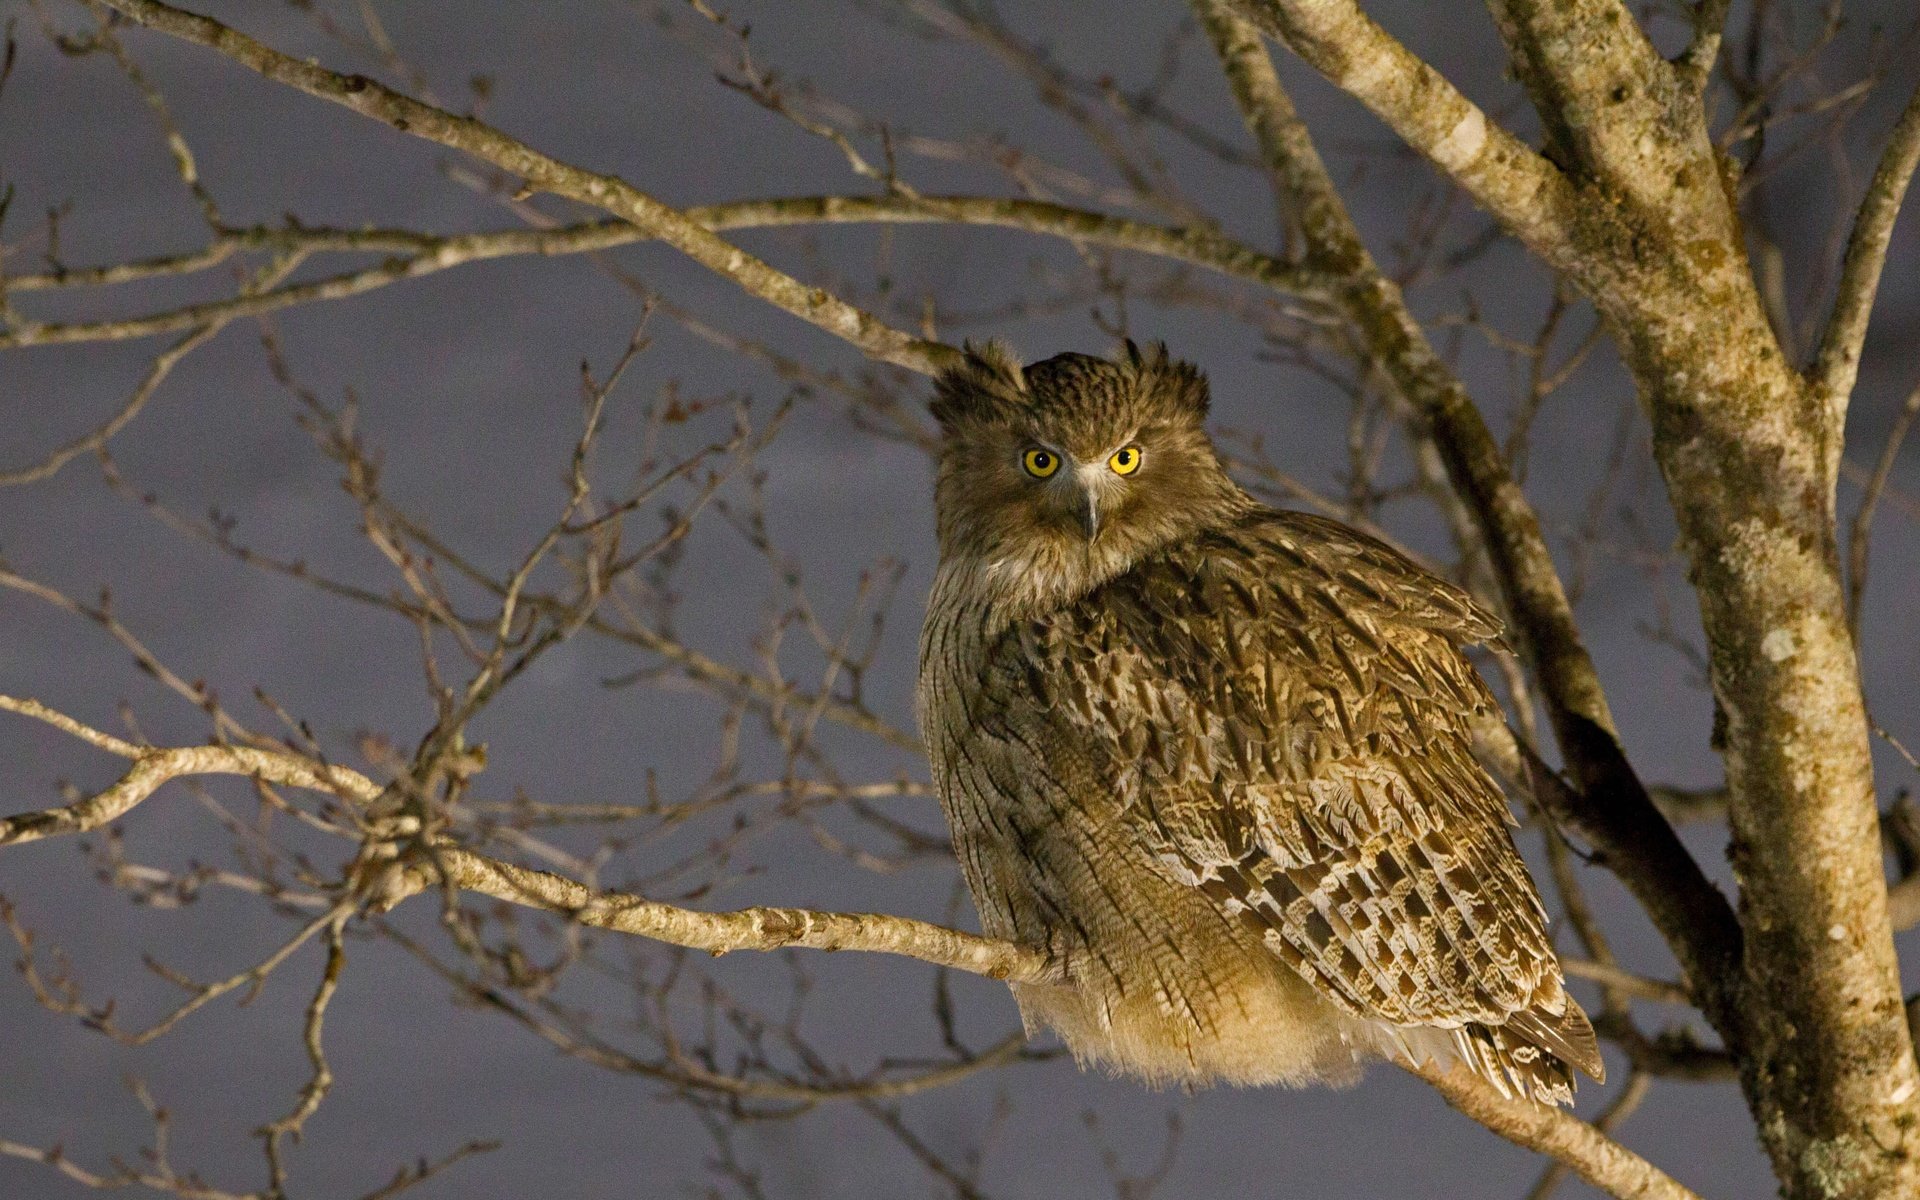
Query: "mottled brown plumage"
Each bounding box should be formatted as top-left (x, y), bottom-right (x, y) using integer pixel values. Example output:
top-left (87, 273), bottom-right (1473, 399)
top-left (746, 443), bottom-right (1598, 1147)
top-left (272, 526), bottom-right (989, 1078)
top-left (916, 342), bottom-right (1601, 1105)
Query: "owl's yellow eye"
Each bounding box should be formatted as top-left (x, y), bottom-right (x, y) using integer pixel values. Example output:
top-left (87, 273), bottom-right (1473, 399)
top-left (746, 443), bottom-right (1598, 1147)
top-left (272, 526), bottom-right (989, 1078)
top-left (1022, 448), bottom-right (1061, 478)
top-left (1108, 445), bottom-right (1142, 475)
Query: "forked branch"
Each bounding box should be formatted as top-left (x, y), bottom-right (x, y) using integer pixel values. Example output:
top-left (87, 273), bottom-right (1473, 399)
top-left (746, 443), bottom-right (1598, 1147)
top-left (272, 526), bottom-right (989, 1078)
top-left (1232, 0), bottom-right (1582, 271)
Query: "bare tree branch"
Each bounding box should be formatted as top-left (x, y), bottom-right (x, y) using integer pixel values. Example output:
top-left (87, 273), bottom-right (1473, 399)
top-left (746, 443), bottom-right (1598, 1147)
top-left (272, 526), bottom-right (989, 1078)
top-left (1810, 75), bottom-right (1920, 457)
top-left (411, 847), bottom-right (1049, 984)
top-left (1410, 1064), bottom-right (1702, 1200)
top-left (1478, 0), bottom-right (1688, 218)
top-left (1675, 0), bottom-right (1736, 93)
top-left (1231, 0), bottom-right (1582, 270)
top-left (1524, 1071), bottom-right (1655, 1200)
top-left (93, 0), bottom-right (954, 372)
top-left (1560, 959), bottom-right (1691, 1008)
top-left (0, 693), bottom-right (1049, 984)
top-left (2, 196), bottom-right (1335, 351)
top-left (0, 249), bottom-right (304, 484)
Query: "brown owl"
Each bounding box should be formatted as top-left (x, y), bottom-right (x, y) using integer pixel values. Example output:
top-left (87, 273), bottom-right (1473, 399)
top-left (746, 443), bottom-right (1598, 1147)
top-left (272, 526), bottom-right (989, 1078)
top-left (915, 342), bottom-right (1601, 1105)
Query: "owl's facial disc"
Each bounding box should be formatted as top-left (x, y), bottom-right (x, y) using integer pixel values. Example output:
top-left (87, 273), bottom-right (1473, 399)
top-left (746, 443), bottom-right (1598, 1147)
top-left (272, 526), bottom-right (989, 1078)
top-left (930, 347), bottom-right (1240, 575)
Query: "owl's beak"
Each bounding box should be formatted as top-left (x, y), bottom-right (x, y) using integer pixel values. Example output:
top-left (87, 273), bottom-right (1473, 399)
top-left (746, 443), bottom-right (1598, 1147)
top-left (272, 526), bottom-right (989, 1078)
top-left (1073, 485), bottom-right (1101, 541)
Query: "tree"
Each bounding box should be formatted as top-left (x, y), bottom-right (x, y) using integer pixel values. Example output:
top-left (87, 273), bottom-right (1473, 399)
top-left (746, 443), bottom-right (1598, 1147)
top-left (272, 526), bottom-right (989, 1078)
top-left (3, 1), bottom-right (1918, 1197)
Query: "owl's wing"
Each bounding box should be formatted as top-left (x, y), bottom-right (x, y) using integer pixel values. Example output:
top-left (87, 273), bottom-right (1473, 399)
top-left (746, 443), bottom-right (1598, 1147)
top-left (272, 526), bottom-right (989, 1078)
top-left (998, 510), bottom-right (1589, 1058)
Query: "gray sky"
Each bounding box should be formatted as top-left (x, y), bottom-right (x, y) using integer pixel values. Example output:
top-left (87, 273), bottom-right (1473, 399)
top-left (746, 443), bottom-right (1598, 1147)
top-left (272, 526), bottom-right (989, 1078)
top-left (4, 2), bottom-right (1918, 1197)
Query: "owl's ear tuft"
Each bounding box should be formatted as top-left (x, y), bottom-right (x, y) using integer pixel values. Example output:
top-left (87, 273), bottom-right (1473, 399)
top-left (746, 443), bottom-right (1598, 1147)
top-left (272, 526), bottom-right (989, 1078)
top-left (931, 340), bottom-right (1027, 430)
top-left (1130, 341), bottom-right (1209, 420)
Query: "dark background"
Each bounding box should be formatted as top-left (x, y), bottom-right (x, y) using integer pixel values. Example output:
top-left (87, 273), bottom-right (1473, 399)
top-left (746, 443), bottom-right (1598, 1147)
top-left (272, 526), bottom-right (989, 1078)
top-left (4, 2), bottom-right (1918, 1196)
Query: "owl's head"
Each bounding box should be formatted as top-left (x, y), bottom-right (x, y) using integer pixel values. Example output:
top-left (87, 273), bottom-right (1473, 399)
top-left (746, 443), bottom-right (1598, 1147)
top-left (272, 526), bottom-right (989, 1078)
top-left (927, 341), bottom-right (1243, 590)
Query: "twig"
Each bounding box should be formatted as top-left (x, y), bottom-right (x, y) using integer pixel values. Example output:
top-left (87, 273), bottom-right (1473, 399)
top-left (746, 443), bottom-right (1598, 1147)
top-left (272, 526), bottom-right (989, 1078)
top-left (1846, 379), bottom-right (1920, 637)
top-left (1560, 959), bottom-right (1691, 1008)
top-left (258, 914), bottom-right (348, 1192)
top-left (1, 251), bottom-right (302, 484)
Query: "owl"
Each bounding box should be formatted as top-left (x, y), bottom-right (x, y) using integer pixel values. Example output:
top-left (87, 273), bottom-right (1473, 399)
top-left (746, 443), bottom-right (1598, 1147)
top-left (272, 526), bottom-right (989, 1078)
top-left (915, 342), bottom-right (1601, 1105)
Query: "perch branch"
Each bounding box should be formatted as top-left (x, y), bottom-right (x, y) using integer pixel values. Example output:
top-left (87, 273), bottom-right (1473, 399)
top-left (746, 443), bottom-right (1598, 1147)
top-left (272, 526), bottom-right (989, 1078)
top-left (1411, 1063), bottom-right (1701, 1200)
top-left (0, 694), bottom-right (1047, 984)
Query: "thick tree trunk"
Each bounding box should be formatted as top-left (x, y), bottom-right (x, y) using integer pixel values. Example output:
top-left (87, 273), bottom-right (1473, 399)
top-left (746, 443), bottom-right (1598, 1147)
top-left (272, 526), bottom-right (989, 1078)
top-left (1491, 15), bottom-right (1920, 1194)
top-left (1613, 261), bottom-right (1918, 1200)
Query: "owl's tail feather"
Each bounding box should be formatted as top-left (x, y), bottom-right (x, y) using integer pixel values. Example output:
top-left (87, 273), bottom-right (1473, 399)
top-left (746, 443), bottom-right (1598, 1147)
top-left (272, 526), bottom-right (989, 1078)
top-left (1451, 1022), bottom-right (1578, 1107)
top-left (1377, 993), bottom-right (1603, 1107)
top-left (1442, 996), bottom-right (1601, 1107)
top-left (1503, 1000), bottom-right (1605, 1083)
